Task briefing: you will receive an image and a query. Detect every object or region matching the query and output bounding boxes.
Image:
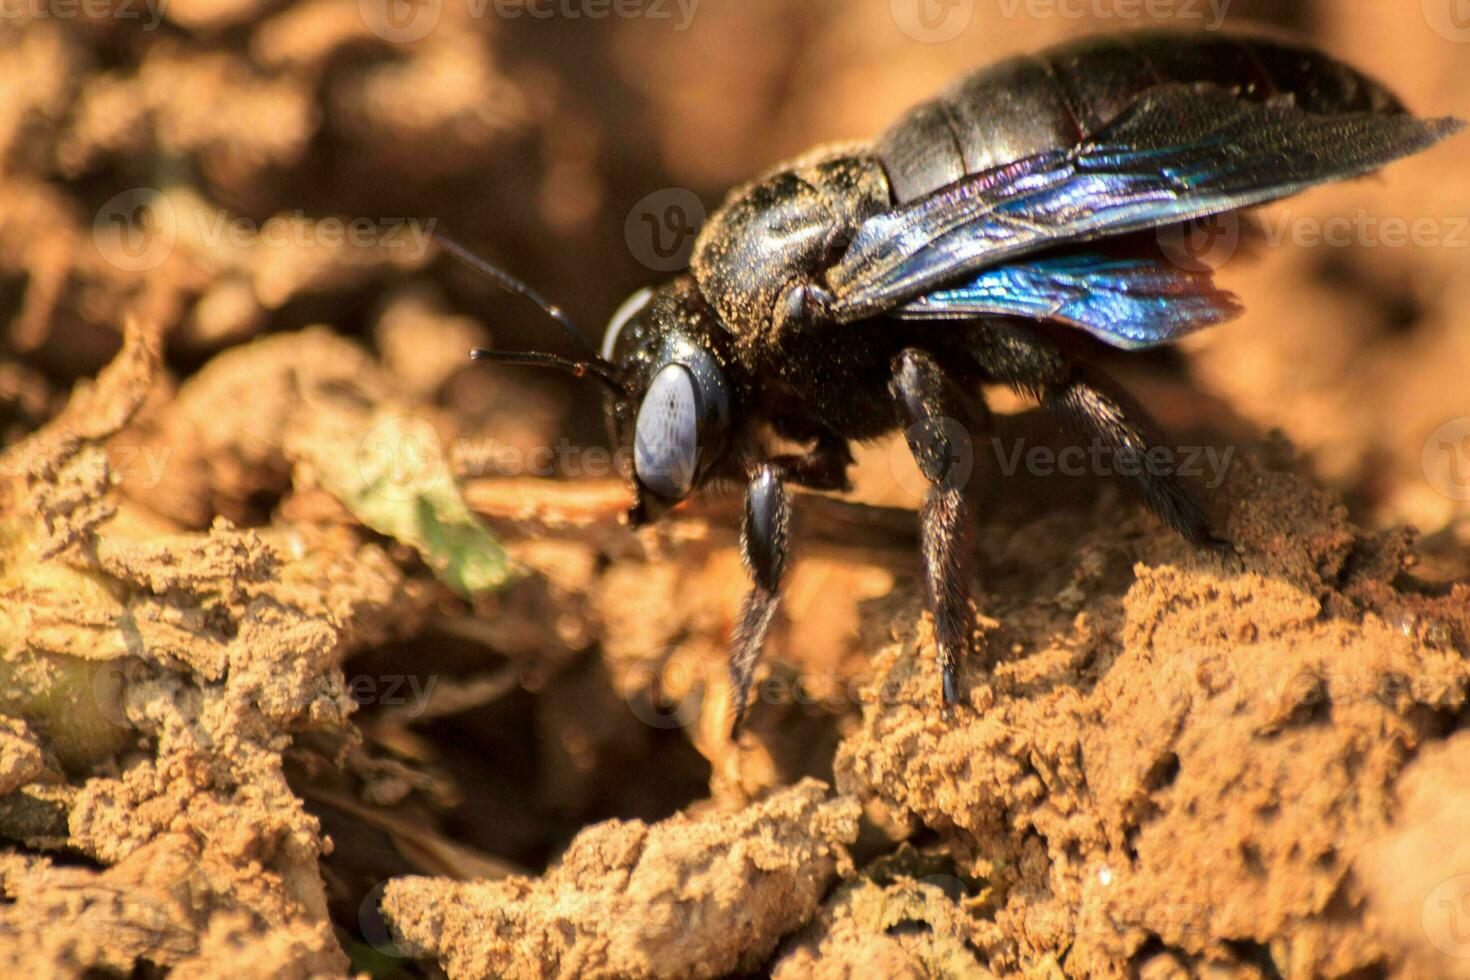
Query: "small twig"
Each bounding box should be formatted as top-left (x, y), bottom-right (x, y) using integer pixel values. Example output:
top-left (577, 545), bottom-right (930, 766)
top-left (294, 782), bottom-right (525, 881)
top-left (378, 665), bottom-right (521, 725)
top-left (462, 477), bottom-right (920, 560)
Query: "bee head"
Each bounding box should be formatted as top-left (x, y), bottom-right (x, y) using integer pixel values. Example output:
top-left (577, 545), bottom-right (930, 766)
top-left (600, 276), bottom-right (734, 526)
top-left (447, 231), bottom-right (735, 529)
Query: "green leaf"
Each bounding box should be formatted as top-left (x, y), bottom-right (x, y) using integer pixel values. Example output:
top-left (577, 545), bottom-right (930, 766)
top-left (311, 410), bottom-right (515, 598)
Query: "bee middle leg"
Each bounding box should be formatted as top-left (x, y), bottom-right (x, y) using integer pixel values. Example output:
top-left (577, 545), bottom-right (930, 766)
top-left (889, 348), bottom-right (991, 706)
top-left (767, 422), bottom-right (855, 492)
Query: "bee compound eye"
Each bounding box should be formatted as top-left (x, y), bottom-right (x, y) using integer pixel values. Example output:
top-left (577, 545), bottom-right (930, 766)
top-left (634, 364), bottom-right (699, 498)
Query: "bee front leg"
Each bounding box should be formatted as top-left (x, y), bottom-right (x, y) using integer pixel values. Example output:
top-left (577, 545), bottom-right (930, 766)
top-left (767, 431), bottom-right (854, 493)
top-left (728, 464), bottom-right (789, 737)
top-left (889, 349), bottom-right (989, 707)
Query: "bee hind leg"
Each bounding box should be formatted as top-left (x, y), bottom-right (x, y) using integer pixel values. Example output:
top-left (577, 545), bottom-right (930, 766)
top-left (970, 320), bottom-right (1230, 553)
top-left (1043, 364), bottom-right (1228, 551)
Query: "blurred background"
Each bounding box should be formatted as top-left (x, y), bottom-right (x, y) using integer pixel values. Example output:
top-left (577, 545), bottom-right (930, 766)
top-left (1, 0), bottom-right (1468, 971)
top-left (3, 0), bottom-right (1467, 529)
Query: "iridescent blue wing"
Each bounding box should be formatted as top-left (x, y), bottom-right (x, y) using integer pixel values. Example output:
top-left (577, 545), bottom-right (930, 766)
top-left (826, 84), bottom-right (1463, 323)
top-left (893, 253), bottom-right (1241, 349)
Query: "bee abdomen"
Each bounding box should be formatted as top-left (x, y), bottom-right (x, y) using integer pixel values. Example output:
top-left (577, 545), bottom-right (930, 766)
top-left (874, 30), bottom-right (1407, 204)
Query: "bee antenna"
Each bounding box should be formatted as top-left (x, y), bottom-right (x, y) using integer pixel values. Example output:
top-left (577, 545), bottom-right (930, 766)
top-left (432, 231), bottom-right (600, 357)
top-left (469, 349), bottom-right (627, 397)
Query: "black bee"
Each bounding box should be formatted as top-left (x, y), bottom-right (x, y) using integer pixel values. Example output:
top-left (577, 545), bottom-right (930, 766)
top-left (458, 30), bottom-right (1462, 734)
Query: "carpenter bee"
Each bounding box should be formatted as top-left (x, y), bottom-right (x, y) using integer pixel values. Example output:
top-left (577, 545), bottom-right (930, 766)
top-left (455, 30), bottom-right (1463, 734)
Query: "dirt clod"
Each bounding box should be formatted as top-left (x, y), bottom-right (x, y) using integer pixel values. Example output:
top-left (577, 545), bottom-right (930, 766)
top-left (382, 779), bottom-right (861, 979)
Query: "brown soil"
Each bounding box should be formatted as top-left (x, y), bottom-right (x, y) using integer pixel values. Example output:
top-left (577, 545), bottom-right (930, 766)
top-left (1, 2), bottom-right (1468, 978)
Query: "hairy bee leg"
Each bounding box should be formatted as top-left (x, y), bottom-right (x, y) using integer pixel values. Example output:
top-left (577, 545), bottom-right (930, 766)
top-left (889, 349), bottom-right (988, 706)
top-left (1044, 367), bottom-right (1225, 548)
top-left (729, 465), bottom-right (789, 737)
top-left (970, 322), bottom-right (1227, 550)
